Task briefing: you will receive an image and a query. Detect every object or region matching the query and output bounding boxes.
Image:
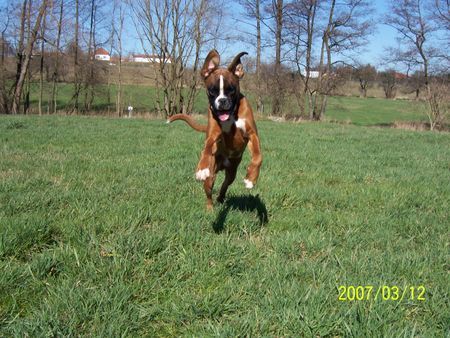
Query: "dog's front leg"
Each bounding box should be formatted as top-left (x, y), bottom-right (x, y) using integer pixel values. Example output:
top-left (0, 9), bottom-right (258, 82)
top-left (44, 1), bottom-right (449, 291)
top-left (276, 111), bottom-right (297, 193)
top-left (203, 158), bottom-right (217, 210)
top-left (196, 132), bottom-right (220, 210)
top-left (196, 136), bottom-right (218, 181)
top-left (244, 131), bottom-right (262, 189)
top-left (196, 124), bottom-right (221, 181)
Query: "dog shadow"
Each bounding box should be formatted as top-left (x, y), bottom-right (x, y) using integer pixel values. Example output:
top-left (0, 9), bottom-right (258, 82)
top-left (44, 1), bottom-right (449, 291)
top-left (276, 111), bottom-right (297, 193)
top-left (212, 194), bottom-right (269, 233)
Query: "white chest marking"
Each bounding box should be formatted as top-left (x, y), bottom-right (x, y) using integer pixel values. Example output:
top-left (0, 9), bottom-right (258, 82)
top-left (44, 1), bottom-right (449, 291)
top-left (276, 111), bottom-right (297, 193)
top-left (236, 118), bottom-right (246, 133)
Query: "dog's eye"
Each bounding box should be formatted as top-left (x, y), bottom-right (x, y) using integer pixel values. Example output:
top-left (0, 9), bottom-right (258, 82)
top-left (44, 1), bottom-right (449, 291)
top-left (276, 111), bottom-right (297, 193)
top-left (208, 88), bottom-right (218, 96)
top-left (229, 86), bottom-right (236, 94)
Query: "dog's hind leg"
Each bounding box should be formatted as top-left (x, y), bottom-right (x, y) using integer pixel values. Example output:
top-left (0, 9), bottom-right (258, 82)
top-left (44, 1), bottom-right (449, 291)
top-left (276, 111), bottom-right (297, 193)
top-left (217, 158), bottom-right (241, 204)
top-left (204, 176), bottom-right (216, 210)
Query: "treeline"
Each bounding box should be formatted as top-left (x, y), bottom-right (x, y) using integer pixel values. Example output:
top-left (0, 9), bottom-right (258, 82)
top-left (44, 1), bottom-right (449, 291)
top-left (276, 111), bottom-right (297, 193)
top-left (0, 0), bottom-right (448, 129)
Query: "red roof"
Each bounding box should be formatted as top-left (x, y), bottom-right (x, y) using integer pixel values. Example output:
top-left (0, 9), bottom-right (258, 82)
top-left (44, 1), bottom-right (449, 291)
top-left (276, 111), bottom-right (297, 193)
top-left (394, 72), bottom-right (408, 80)
top-left (95, 48), bottom-right (109, 56)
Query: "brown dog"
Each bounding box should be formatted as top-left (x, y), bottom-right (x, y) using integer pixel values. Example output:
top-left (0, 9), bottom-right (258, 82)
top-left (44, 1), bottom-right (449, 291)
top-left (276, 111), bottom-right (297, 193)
top-left (168, 50), bottom-right (262, 209)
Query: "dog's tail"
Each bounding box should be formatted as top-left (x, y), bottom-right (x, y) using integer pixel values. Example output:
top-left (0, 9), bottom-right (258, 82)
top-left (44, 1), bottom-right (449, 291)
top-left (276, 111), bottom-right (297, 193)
top-left (167, 114), bottom-right (207, 133)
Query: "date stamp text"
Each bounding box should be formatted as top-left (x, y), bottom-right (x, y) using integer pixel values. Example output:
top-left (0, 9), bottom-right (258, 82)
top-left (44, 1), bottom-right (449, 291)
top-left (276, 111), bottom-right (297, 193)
top-left (338, 285), bottom-right (426, 302)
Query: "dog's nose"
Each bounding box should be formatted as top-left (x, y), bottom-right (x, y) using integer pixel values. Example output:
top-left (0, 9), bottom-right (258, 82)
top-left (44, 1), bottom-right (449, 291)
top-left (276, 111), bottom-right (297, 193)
top-left (218, 98), bottom-right (231, 109)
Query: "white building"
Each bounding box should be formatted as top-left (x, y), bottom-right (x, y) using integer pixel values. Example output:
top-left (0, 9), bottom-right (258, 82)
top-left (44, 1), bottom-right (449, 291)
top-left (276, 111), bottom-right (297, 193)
top-left (301, 69), bottom-right (320, 78)
top-left (94, 48), bottom-right (110, 61)
top-left (131, 54), bottom-right (172, 64)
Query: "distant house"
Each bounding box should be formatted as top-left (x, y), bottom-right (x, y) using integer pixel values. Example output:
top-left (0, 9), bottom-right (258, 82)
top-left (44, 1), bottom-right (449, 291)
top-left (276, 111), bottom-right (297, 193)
top-left (94, 48), bottom-right (110, 61)
top-left (130, 54), bottom-right (172, 64)
top-left (301, 68), bottom-right (320, 78)
top-left (393, 72), bottom-right (408, 80)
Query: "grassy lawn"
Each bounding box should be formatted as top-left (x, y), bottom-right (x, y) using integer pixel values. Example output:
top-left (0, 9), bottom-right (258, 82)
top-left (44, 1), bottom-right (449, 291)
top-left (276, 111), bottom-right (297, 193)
top-left (1, 116), bottom-right (449, 336)
top-left (27, 82), bottom-right (174, 113)
top-left (325, 96), bottom-right (426, 125)
top-left (27, 82), bottom-right (428, 126)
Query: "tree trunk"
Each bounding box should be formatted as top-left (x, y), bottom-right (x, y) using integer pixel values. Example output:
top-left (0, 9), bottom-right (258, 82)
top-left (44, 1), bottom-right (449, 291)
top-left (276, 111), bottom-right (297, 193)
top-left (185, 0), bottom-right (206, 115)
top-left (319, 31), bottom-right (333, 120)
top-left (314, 37), bottom-right (326, 120)
top-left (315, 0), bottom-right (335, 121)
top-left (12, 0), bottom-right (27, 114)
top-left (12, 1), bottom-right (47, 115)
top-left (305, 1), bottom-right (317, 120)
top-left (51, 0), bottom-right (64, 114)
top-left (24, 0), bottom-right (32, 114)
top-left (72, 0), bottom-right (80, 113)
top-left (39, 4), bottom-right (47, 115)
top-left (116, 1), bottom-right (124, 117)
top-left (1, 23), bottom-right (10, 113)
top-left (272, 0), bottom-right (283, 116)
top-left (255, 0), bottom-right (262, 114)
top-left (84, 0), bottom-right (95, 112)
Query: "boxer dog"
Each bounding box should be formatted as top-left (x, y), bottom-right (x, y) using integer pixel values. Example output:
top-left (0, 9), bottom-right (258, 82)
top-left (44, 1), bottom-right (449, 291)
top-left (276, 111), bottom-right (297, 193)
top-left (168, 50), bottom-right (262, 210)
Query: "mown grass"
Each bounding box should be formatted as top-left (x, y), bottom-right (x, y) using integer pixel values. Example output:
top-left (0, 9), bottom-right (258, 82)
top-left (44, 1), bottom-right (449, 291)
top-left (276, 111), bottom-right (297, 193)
top-left (325, 96), bottom-right (426, 125)
top-left (27, 82), bottom-right (182, 113)
top-left (1, 115), bottom-right (449, 336)
top-left (26, 81), bottom-right (427, 126)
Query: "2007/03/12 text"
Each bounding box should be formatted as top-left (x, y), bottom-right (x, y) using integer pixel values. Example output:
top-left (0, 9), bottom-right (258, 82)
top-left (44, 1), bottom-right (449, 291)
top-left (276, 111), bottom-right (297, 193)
top-left (338, 285), bottom-right (426, 301)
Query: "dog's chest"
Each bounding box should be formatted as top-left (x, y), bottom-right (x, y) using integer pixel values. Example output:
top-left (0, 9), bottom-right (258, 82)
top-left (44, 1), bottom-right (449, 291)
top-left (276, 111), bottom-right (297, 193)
top-left (217, 127), bottom-right (248, 158)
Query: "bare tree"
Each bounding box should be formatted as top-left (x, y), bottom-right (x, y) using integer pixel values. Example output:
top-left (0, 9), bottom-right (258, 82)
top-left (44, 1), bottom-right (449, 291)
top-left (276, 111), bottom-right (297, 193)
top-left (114, 0), bottom-right (125, 116)
top-left (432, 0), bottom-right (450, 69)
top-left (316, 0), bottom-right (373, 119)
top-left (84, 0), bottom-right (110, 112)
top-left (12, 0), bottom-right (48, 114)
top-left (284, 0), bottom-right (319, 118)
top-left (23, 0), bottom-right (33, 114)
top-left (12, 0), bottom-right (28, 114)
top-left (405, 70), bottom-right (425, 100)
top-left (267, 0), bottom-right (284, 116)
top-left (285, 0), bottom-right (373, 120)
top-left (39, 0), bottom-right (48, 115)
top-left (70, 0), bottom-right (80, 113)
top-left (385, 0), bottom-right (448, 130)
top-left (0, 2), bottom-right (13, 113)
top-left (238, 0), bottom-right (265, 113)
top-left (83, 0), bottom-right (96, 112)
top-left (355, 64), bottom-right (376, 98)
top-left (379, 69), bottom-right (397, 99)
top-left (131, 0), bottom-right (212, 117)
top-left (50, 0), bottom-right (64, 114)
top-left (428, 76), bottom-right (449, 128)
top-left (183, 0), bottom-right (208, 115)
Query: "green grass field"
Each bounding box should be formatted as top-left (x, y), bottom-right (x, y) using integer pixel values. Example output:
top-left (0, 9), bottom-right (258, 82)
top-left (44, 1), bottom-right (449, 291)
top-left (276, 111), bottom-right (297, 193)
top-left (27, 82), bottom-right (428, 127)
top-left (325, 96), bottom-right (426, 125)
top-left (1, 115), bottom-right (449, 336)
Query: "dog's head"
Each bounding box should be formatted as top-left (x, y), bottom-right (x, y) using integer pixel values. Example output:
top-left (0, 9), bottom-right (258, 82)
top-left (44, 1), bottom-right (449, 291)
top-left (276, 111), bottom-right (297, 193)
top-left (201, 50), bottom-right (247, 123)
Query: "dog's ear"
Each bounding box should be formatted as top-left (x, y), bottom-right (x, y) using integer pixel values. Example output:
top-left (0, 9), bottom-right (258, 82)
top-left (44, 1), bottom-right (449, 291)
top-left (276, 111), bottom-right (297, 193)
top-left (201, 50), bottom-right (220, 79)
top-left (228, 52), bottom-right (248, 78)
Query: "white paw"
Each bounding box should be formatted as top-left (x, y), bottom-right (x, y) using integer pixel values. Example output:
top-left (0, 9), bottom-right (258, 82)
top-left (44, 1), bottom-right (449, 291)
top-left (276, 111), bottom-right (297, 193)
top-left (196, 168), bottom-right (210, 181)
top-left (244, 179), bottom-right (254, 189)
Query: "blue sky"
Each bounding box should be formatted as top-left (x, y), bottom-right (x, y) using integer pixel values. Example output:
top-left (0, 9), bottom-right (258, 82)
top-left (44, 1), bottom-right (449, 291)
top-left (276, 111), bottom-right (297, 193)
top-left (358, 0), bottom-right (398, 66)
